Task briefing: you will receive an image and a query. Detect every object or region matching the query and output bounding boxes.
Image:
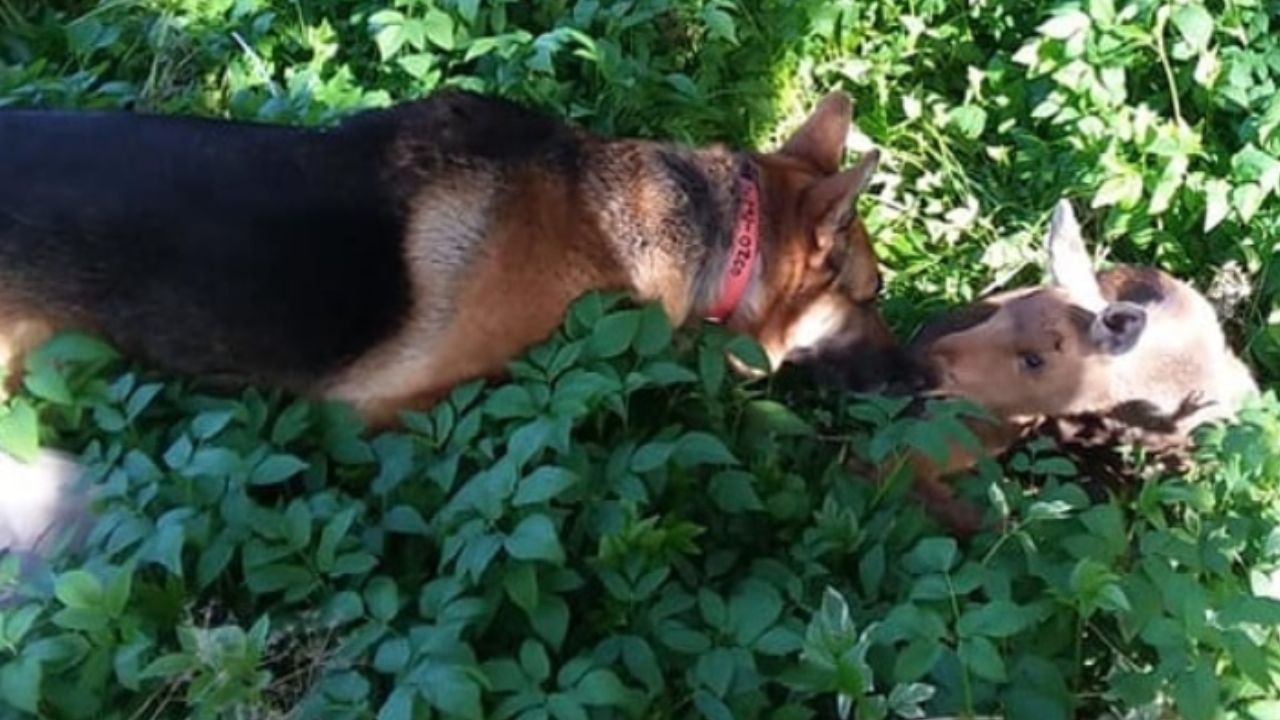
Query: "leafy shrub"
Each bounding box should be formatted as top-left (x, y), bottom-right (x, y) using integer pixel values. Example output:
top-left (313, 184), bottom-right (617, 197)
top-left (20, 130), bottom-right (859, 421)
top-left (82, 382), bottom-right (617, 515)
top-left (0, 295), bottom-right (1275, 719)
top-left (1, 0), bottom-right (1280, 718)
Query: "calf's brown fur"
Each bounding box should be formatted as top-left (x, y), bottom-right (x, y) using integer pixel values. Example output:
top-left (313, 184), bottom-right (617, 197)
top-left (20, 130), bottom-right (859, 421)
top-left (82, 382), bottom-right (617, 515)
top-left (0, 90), bottom-right (908, 426)
top-left (902, 200), bottom-right (1257, 532)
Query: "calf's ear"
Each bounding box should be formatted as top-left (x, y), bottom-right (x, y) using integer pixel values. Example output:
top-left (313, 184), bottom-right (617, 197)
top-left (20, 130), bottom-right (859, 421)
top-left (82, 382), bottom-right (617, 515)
top-left (1090, 301), bottom-right (1147, 355)
top-left (1046, 199), bottom-right (1106, 312)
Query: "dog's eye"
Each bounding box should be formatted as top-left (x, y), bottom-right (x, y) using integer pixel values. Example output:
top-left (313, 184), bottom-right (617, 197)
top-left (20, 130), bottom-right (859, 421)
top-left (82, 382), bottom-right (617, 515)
top-left (1019, 352), bottom-right (1045, 371)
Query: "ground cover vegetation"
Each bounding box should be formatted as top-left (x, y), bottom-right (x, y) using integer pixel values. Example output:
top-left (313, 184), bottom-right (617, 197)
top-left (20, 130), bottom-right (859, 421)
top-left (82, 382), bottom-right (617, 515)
top-left (2, 0), bottom-right (1280, 717)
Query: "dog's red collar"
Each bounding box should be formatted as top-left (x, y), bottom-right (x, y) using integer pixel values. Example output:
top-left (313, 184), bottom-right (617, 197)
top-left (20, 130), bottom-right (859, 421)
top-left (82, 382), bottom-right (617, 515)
top-left (706, 172), bottom-right (760, 323)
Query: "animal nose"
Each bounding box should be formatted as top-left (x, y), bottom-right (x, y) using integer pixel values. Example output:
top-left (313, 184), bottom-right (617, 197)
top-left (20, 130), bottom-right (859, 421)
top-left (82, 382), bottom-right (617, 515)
top-left (883, 355), bottom-right (932, 395)
top-left (797, 342), bottom-right (926, 394)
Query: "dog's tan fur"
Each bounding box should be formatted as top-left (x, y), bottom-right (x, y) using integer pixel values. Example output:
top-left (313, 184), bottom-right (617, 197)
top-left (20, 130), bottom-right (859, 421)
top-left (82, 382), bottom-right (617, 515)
top-left (323, 95), bottom-right (903, 425)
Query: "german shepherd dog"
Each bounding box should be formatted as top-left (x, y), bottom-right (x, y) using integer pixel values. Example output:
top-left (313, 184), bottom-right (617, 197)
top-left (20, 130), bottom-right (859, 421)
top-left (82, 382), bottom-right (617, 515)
top-left (0, 90), bottom-right (907, 426)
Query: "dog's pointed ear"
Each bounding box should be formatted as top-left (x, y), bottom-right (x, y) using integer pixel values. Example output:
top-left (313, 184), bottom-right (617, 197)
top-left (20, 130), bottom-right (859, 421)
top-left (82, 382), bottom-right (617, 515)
top-left (780, 91), bottom-right (853, 175)
top-left (1045, 198), bottom-right (1106, 311)
top-left (802, 149), bottom-right (880, 267)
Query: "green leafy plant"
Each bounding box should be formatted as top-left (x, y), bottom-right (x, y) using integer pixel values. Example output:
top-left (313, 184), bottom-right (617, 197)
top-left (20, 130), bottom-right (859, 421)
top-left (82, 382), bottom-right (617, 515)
top-left (1, 0), bottom-right (1279, 717)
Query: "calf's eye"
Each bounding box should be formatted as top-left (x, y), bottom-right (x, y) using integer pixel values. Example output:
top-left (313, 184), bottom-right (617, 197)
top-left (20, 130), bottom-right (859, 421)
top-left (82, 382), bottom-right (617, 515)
top-left (1019, 352), bottom-right (1045, 371)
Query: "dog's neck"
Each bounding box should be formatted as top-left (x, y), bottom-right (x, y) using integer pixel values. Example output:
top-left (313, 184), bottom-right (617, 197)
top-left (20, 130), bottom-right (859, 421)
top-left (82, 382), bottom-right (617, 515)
top-left (584, 142), bottom-right (765, 327)
top-left (703, 169), bottom-right (761, 323)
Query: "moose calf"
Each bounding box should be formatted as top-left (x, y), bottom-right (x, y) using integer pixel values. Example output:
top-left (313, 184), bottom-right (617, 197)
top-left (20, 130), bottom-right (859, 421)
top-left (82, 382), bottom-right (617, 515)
top-left (901, 199), bottom-right (1258, 533)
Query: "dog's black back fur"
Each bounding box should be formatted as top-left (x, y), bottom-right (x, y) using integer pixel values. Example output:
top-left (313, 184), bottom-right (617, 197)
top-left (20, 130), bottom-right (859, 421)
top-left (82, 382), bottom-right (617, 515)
top-left (0, 108), bottom-right (408, 385)
top-left (0, 92), bottom-right (579, 388)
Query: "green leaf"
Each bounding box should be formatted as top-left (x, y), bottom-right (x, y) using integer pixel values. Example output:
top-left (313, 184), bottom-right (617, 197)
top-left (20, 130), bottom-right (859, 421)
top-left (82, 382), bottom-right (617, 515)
top-left (1173, 656), bottom-right (1219, 720)
top-left (163, 434), bottom-right (194, 470)
top-left (576, 668), bottom-right (627, 706)
top-left (657, 622), bottom-right (711, 654)
top-left (947, 104), bottom-right (988, 140)
top-left (1002, 656), bottom-right (1072, 720)
top-left (587, 309), bottom-right (641, 359)
top-left (622, 637), bottom-right (664, 692)
top-left (384, 505), bottom-right (430, 535)
top-left (272, 400), bottom-right (312, 445)
top-left (744, 400), bottom-right (814, 436)
top-left (285, 499), bottom-right (313, 550)
top-left (33, 333), bottom-right (117, 366)
top-left (114, 640), bottom-right (148, 692)
top-left (1092, 169), bottom-right (1144, 209)
top-left (634, 304), bottom-right (673, 356)
top-left (514, 466), bottom-right (578, 506)
top-left (1204, 178), bottom-right (1231, 232)
top-left (104, 564), bottom-right (133, 617)
top-left (365, 576), bottom-right (400, 622)
top-left (3, 605), bottom-right (40, 645)
top-left (324, 670), bottom-right (371, 703)
top-left (755, 625), bottom-right (803, 655)
top-left (323, 591), bottom-right (366, 625)
top-left (139, 652), bottom-right (195, 680)
top-left (903, 422), bottom-right (952, 466)
top-left (1031, 456), bottom-right (1077, 477)
top-left (423, 9), bottom-right (455, 49)
top-left (1233, 182), bottom-right (1264, 223)
top-left (1247, 701), bottom-right (1280, 720)
top-left (959, 636), bottom-right (1008, 681)
top-left (250, 453), bottom-right (308, 486)
top-left (55, 570), bottom-right (103, 610)
top-left (317, 507), bottom-right (359, 572)
top-left (531, 594), bottom-right (570, 648)
top-left (729, 579), bottom-right (783, 645)
top-left (1171, 4), bottom-right (1214, 51)
top-left (246, 563), bottom-right (313, 595)
top-left (631, 441), bottom-right (674, 473)
top-left (191, 409), bottom-right (235, 440)
top-left (695, 648), bottom-right (735, 697)
top-left (693, 688), bottom-right (735, 720)
top-left (93, 403), bottom-right (126, 432)
top-left (957, 600), bottom-right (1035, 638)
top-left (893, 637), bottom-right (943, 682)
top-left (547, 692), bottom-right (589, 720)
top-left (23, 362), bottom-right (71, 404)
top-left (51, 607), bottom-right (108, 633)
top-left (889, 683), bottom-right (936, 719)
top-left (0, 655), bottom-right (41, 713)
top-left (702, 7), bottom-right (738, 43)
top-left (1087, 0), bottom-right (1115, 24)
top-left (370, 10), bottom-right (407, 59)
top-left (520, 639), bottom-right (551, 683)
top-left (725, 335), bottom-right (770, 373)
top-left (509, 418), bottom-right (552, 467)
top-left (486, 385), bottom-right (538, 419)
top-left (859, 544), bottom-right (886, 599)
top-left (0, 401), bottom-right (39, 463)
top-left (506, 514), bottom-right (565, 564)
top-left (709, 470), bottom-right (764, 512)
top-left (457, 532), bottom-right (503, 580)
top-left (504, 562), bottom-right (540, 613)
top-left (379, 687), bottom-right (416, 720)
top-left (903, 537), bottom-right (958, 574)
top-left (373, 637), bottom-right (411, 674)
top-left (673, 432), bottom-right (738, 467)
top-left (1148, 155), bottom-right (1188, 215)
top-left (1038, 9), bottom-right (1089, 39)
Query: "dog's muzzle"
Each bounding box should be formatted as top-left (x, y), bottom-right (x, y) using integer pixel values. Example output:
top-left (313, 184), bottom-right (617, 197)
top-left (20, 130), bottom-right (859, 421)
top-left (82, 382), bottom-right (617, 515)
top-left (796, 341), bottom-right (928, 395)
